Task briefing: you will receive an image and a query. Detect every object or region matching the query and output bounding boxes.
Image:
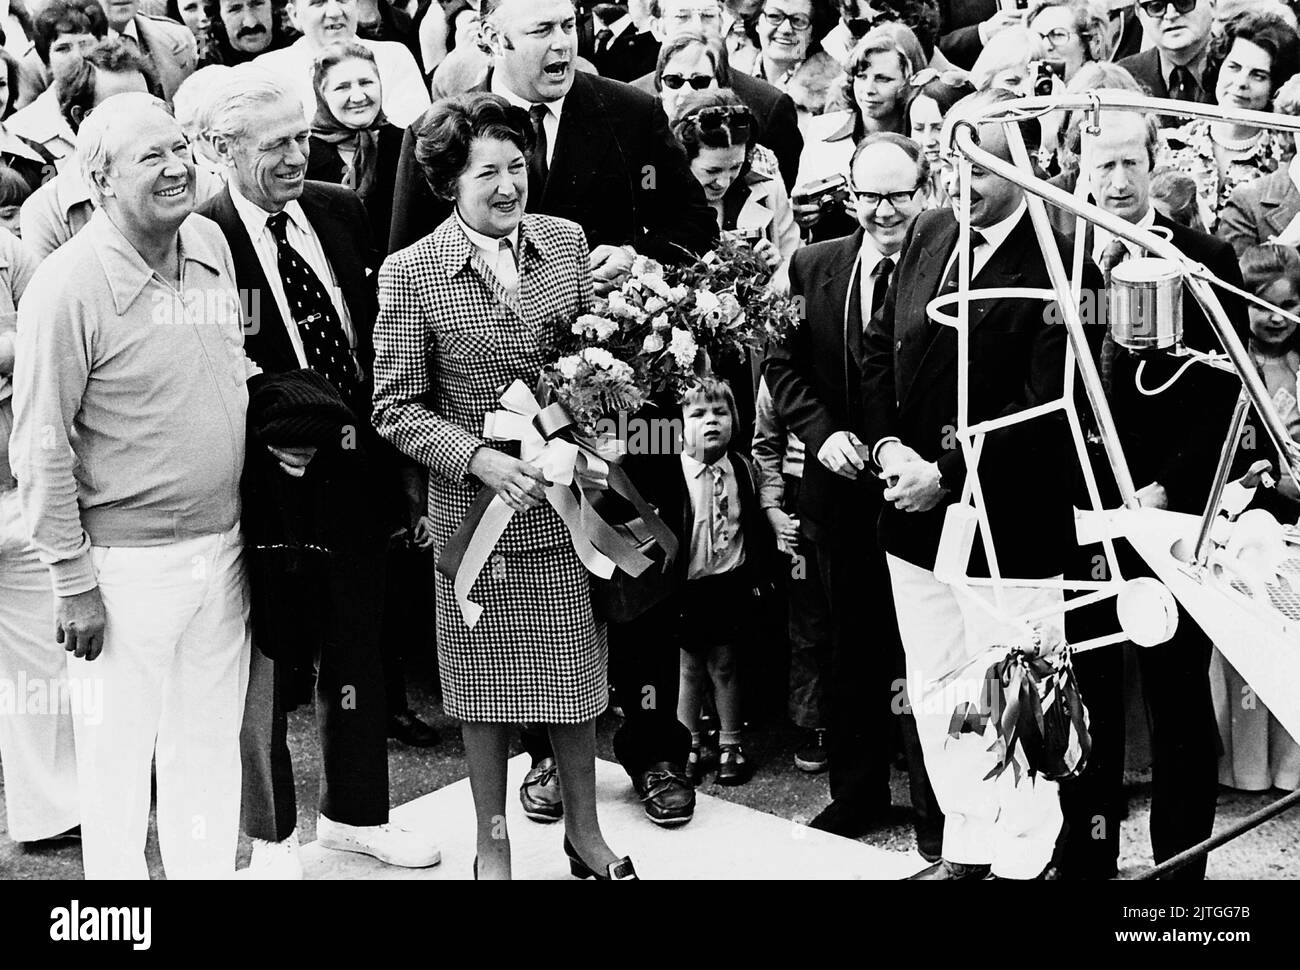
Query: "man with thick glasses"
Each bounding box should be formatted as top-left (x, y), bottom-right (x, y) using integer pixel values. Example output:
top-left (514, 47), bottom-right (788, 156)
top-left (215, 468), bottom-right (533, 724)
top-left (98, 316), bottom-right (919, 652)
top-left (638, 0), bottom-right (804, 190)
top-left (1117, 0), bottom-right (1220, 121)
top-left (765, 133), bottom-right (944, 852)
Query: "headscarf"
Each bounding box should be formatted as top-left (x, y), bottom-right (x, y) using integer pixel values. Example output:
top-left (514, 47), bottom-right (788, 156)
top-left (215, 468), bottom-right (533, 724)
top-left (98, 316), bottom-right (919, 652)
top-left (311, 57), bottom-right (389, 202)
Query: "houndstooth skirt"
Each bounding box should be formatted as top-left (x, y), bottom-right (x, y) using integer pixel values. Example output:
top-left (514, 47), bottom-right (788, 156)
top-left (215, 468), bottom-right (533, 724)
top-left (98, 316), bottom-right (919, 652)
top-left (434, 523), bottom-right (609, 724)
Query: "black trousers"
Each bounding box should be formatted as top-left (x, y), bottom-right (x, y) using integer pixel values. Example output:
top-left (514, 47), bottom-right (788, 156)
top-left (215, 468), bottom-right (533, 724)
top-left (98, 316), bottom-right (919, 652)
top-left (523, 595), bottom-right (692, 777)
top-left (380, 541), bottom-right (436, 716)
top-left (240, 541), bottom-right (392, 842)
top-left (815, 522), bottom-right (944, 857)
top-left (1059, 541), bottom-right (1220, 880)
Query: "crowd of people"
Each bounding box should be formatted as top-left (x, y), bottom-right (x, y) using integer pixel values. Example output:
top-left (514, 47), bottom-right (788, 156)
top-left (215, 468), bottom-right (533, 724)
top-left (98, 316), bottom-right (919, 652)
top-left (0, 0), bottom-right (1297, 882)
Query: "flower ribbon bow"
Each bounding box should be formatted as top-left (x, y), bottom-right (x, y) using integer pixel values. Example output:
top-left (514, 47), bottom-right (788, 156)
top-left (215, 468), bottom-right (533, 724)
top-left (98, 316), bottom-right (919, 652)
top-left (438, 380), bottom-right (678, 628)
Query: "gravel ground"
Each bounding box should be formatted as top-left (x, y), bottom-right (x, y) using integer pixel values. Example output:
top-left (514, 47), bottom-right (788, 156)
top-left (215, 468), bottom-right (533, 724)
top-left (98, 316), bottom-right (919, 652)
top-left (3, 667), bottom-right (1298, 880)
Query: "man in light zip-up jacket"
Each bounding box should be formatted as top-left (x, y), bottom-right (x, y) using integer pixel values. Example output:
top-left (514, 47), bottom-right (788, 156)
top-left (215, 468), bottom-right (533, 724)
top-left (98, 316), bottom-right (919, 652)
top-left (9, 92), bottom-right (257, 880)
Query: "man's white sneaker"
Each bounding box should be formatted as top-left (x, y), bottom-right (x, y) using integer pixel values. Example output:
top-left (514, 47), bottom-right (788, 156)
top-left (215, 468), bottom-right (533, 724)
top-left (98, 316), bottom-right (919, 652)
top-left (315, 815), bottom-right (442, 868)
top-left (247, 829), bottom-right (304, 880)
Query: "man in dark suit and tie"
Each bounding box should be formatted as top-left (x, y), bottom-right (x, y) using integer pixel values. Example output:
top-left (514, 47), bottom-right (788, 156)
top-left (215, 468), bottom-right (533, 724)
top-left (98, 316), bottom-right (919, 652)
top-left (764, 132), bottom-right (943, 850)
top-left (388, 0), bottom-right (717, 281)
top-left (1116, 0), bottom-right (1220, 120)
top-left (582, 1), bottom-right (663, 80)
top-left (1056, 109), bottom-right (1245, 880)
top-left (633, 0), bottom-right (803, 190)
top-left (199, 73), bottom-right (441, 877)
top-left (860, 88), bottom-right (1100, 879)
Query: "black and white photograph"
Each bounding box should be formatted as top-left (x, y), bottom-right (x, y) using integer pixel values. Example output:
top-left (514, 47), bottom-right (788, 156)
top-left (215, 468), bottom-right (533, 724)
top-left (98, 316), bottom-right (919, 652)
top-left (0, 0), bottom-right (1297, 949)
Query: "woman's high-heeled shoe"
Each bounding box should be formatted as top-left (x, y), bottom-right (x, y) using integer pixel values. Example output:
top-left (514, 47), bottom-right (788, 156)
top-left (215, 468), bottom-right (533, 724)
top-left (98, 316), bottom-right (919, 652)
top-left (563, 836), bottom-right (638, 880)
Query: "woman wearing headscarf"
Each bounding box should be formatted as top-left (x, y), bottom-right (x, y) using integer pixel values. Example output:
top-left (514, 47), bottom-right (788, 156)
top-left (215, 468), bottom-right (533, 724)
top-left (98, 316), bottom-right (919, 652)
top-left (307, 42), bottom-right (406, 248)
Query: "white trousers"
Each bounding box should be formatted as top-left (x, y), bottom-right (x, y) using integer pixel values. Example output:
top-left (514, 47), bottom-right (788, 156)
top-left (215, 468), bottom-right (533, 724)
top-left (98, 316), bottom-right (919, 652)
top-left (0, 489), bottom-right (79, 841)
top-left (69, 525), bottom-right (251, 879)
top-left (886, 553), bottom-right (1063, 879)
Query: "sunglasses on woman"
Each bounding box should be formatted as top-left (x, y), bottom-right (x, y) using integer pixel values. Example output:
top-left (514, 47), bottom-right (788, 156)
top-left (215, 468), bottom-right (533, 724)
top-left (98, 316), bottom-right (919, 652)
top-left (1136, 0), bottom-right (1198, 18)
top-left (691, 104), bottom-right (754, 139)
top-left (661, 73), bottom-right (715, 90)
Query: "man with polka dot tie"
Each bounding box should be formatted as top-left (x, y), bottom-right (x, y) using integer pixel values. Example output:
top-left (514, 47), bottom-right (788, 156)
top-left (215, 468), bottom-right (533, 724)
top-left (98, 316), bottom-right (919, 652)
top-left (199, 69), bottom-right (442, 877)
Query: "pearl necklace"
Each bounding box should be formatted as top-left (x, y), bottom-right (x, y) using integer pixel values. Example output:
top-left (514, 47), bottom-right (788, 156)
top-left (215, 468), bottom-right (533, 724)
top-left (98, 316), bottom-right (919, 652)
top-left (1210, 126), bottom-right (1263, 152)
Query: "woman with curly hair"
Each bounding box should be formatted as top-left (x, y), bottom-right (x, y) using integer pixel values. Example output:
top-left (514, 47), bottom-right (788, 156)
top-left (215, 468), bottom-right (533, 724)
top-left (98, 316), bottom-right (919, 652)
top-left (1163, 9), bottom-right (1300, 231)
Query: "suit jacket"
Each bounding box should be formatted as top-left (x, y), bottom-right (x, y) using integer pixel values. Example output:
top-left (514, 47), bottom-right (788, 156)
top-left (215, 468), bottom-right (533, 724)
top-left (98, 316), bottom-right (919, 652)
top-left (632, 68), bottom-right (803, 192)
top-left (372, 213), bottom-right (593, 554)
top-left (196, 181), bottom-right (380, 385)
top-left (307, 123), bottom-right (406, 259)
top-left (591, 27), bottom-right (661, 83)
top-left (1099, 212), bottom-right (1248, 514)
top-left (763, 228), bottom-right (882, 545)
top-left (387, 71), bottom-right (718, 258)
top-left (1218, 166), bottom-right (1300, 258)
top-left (1115, 47), bottom-right (1219, 106)
top-left (860, 208), bottom-right (1102, 577)
top-left (937, 0), bottom-right (996, 71)
top-left (135, 14), bottom-right (198, 101)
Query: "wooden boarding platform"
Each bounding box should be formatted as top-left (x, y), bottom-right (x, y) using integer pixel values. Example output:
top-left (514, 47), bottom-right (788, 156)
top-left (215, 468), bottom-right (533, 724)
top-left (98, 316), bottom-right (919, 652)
top-left (276, 755), bottom-right (928, 880)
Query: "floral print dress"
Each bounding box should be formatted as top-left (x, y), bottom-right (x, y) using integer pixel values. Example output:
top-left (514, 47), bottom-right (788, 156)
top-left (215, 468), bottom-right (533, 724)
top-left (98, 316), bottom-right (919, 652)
top-left (1161, 119), bottom-right (1286, 232)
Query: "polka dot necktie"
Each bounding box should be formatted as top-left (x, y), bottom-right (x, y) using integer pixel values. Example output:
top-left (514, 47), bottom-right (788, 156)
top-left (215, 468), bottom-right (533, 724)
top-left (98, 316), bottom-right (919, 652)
top-left (266, 210), bottom-right (359, 401)
top-left (708, 464), bottom-right (729, 564)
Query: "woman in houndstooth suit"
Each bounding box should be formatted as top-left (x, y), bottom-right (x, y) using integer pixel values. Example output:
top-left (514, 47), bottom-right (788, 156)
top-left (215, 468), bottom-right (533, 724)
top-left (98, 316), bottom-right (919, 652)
top-left (372, 93), bottom-right (635, 881)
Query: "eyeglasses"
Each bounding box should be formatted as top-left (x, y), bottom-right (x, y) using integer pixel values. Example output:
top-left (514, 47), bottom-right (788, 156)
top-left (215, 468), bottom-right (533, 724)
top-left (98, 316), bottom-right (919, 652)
top-left (661, 73), bottom-right (716, 90)
top-left (850, 184), bottom-right (922, 208)
top-left (1136, 0), bottom-right (1198, 18)
top-left (762, 9), bottom-right (813, 31)
top-left (1038, 28), bottom-right (1074, 45)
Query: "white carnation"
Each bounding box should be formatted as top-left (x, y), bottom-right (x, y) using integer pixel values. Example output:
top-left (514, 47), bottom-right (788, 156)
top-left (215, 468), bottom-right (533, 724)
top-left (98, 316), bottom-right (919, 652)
top-left (668, 328), bottom-right (698, 369)
top-left (557, 354), bottom-right (582, 381)
top-left (642, 332), bottom-right (665, 354)
top-left (582, 346), bottom-right (617, 370)
top-left (694, 288), bottom-right (721, 315)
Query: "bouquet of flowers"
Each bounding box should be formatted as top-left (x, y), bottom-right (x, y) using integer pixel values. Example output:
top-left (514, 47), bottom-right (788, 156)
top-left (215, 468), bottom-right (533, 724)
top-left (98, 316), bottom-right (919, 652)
top-left (540, 235), bottom-right (802, 430)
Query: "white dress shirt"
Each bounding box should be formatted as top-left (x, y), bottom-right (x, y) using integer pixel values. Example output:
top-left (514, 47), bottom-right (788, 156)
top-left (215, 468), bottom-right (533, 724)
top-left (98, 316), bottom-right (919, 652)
top-left (455, 209), bottom-right (521, 297)
top-left (1092, 204), bottom-right (1156, 265)
top-left (681, 452), bottom-right (746, 580)
top-left (227, 181), bottom-right (356, 370)
top-left (490, 73), bottom-right (565, 170)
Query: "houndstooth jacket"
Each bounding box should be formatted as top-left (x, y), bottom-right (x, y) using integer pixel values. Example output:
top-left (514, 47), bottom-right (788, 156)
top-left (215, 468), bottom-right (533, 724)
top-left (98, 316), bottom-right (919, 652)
top-left (372, 212), bottom-right (592, 553)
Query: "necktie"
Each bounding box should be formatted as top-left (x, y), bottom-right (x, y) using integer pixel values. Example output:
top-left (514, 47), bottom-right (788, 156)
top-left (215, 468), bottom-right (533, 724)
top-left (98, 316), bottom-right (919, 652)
top-left (707, 464), bottom-right (729, 564)
top-left (938, 230), bottom-right (986, 297)
top-left (528, 104), bottom-right (550, 207)
top-left (1167, 65), bottom-right (1197, 102)
top-left (595, 27), bottom-right (614, 56)
top-left (869, 256), bottom-right (895, 327)
top-left (1099, 236), bottom-right (1130, 282)
top-left (1099, 236), bottom-right (1133, 395)
top-left (266, 210), bottom-right (359, 401)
